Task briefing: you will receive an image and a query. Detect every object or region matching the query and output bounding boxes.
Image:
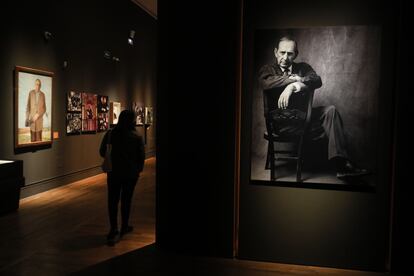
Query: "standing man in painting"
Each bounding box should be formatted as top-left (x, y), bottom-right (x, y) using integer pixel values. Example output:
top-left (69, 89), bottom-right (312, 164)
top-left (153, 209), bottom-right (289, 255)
top-left (259, 36), bottom-right (369, 179)
top-left (26, 79), bottom-right (46, 142)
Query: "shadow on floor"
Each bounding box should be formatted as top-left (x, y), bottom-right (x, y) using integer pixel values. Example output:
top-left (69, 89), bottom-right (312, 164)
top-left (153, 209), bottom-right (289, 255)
top-left (70, 243), bottom-right (400, 276)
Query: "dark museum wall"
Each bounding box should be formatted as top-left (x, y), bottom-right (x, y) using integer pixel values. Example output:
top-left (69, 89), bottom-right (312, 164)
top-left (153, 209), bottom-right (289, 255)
top-left (0, 0), bottom-right (156, 196)
top-left (390, 0), bottom-right (413, 273)
top-left (157, 0), bottom-right (410, 274)
top-left (239, 0), bottom-right (400, 272)
top-left (156, 0), bottom-right (240, 256)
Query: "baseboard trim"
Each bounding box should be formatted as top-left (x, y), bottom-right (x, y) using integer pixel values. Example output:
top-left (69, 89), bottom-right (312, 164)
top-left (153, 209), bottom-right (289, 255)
top-left (20, 166), bottom-right (102, 199)
top-left (20, 154), bottom-right (156, 199)
top-left (146, 150), bottom-right (156, 159)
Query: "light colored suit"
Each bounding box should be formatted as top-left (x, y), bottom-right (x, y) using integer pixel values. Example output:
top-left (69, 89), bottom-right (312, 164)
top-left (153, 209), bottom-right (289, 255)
top-left (26, 90), bottom-right (46, 133)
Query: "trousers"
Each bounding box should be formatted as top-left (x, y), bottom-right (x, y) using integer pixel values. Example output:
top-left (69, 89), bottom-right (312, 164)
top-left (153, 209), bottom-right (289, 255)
top-left (275, 105), bottom-right (348, 160)
top-left (107, 173), bottom-right (138, 231)
top-left (30, 131), bottom-right (42, 142)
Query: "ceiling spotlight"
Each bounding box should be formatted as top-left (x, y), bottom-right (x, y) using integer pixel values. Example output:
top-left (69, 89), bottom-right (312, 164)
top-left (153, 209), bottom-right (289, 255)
top-left (128, 30), bottom-right (135, 45)
top-left (44, 31), bottom-right (53, 41)
top-left (104, 50), bottom-right (111, 59)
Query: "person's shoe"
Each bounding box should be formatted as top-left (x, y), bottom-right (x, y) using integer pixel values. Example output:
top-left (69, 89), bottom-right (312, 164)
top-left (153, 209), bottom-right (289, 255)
top-left (120, 226), bottom-right (133, 237)
top-left (106, 230), bottom-right (120, 246)
top-left (336, 160), bottom-right (370, 179)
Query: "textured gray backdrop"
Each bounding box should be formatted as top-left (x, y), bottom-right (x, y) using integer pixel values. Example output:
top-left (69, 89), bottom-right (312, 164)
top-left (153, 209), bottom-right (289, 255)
top-left (250, 26), bottom-right (381, 180)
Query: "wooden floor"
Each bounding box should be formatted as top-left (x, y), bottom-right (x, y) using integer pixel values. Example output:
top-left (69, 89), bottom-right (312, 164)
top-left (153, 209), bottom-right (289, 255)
top-left (0, 158), bottom-right (156, 275)
top-left (0, 158), bottom-right (404, 275)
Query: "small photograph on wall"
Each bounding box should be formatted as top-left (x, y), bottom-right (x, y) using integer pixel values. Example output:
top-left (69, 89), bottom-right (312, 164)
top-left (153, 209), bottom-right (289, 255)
top-left (66, 113), bottom-right (82, 135)
top-left (14, 66), bottom-right (53, 149)
top-left (81, 93), bottom-right (97, 133)
top-left (145, 107), bottom-right (153, 125)
top-left (98, 113), bottom-right (109, 132)
top-left (133, 102), bottom-right (145, 125)
top-left (250, 26), bottom-right (381, 187)
top-left (110, 102), bottom-right (121, 125)
top-left (67, 91), bottom-right (82, 112)
top-left (97, 95), bottom-right (109, 113)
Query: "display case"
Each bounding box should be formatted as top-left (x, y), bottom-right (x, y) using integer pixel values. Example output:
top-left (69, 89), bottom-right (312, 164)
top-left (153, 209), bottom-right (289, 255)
top-left (0, 160), bottom-right (24, 214)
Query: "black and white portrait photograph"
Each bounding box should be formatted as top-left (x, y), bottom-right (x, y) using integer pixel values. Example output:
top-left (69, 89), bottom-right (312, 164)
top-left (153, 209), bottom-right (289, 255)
top-left (250, 26), bottom-right (381, 186)
top-left (67, 91), bottom-right (82, 112)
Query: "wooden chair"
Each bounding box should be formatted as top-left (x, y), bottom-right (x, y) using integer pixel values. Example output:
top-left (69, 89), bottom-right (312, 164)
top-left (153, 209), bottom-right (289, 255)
top-left (263, 87), bottom-right (315, 182)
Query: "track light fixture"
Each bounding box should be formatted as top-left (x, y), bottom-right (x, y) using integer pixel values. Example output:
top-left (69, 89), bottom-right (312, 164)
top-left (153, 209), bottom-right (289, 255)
top-left (128, 30), bottom-right (135, 45)
top-left (44, 31), bottom-right (53, 41)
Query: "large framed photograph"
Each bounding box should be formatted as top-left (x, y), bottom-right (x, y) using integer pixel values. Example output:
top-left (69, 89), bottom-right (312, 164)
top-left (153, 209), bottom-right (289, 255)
top-left (14, 66), bottom-right (53, 149)
top-left (249, 26), bottom-right (381, 188)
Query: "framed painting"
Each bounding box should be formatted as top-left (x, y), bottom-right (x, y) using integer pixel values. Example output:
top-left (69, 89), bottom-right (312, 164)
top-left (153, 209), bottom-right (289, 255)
top-left (249, 26), bottom-right (381, 188)
top-left (109, 102), bottom-right (121, 125)
top-left (14, 66), bottom-right (53, 149)
top-left (81, 93), bottom-right (97, 133)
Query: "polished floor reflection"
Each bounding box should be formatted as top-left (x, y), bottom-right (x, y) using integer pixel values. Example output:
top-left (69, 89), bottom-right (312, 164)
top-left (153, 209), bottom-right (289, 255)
top-left (0, 158), bottom-right (156, 275)
top-left (0, 157), bottom-right (403, 275)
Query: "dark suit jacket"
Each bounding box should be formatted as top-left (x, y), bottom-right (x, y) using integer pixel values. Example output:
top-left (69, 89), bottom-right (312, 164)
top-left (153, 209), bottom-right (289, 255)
top-left (259, 62), bottom-right (322, 114)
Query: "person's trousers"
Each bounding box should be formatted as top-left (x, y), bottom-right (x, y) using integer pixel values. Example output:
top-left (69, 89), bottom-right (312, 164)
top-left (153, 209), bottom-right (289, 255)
top-left (275, 105), bottom-right (348, 160)
top-left (30, 131), bottom-right (42, 142)
top-left (107, 173), bottom-right (138, 231)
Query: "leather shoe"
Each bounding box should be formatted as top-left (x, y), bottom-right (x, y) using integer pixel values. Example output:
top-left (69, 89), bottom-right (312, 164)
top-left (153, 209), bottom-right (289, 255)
top-left (336, 160), bottom-right (370, 179)
top-left (106, 230), bottom-right (120, 246)
top-left (120, 226), bottom-right (133, 237)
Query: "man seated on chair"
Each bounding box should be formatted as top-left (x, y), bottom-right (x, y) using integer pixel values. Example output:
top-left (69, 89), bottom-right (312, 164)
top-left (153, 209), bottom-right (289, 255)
top-left (258, 36), bottom-right (369, 179)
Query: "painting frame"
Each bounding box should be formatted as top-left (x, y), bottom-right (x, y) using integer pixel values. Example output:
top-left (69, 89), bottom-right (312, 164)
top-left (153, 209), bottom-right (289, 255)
top-left (14, 66), bottom-right (54, 149)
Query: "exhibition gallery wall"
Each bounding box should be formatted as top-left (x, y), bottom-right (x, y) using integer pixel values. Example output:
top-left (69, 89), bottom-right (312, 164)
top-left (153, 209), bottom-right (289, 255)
top-left (0, 0), bottom-right (157, 196)
top-left (156, 0), bottom-right (409, 273)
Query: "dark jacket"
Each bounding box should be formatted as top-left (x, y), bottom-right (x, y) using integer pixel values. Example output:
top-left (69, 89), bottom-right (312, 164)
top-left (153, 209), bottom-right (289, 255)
top-left (100, 128), bottom-right (145, 179)
top-left (259, 62), bottom-right (322, 91)
top-left (259, 62), bottom-right (322, 114)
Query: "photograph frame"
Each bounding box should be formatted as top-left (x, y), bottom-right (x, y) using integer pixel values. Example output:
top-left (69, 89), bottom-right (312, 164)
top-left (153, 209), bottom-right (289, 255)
top-left (81, 92), bottom-right (97, 134)
top-left (14, 66), bottom-right (54, 149)
top-left (144, 106), bottom-right (153, 125)
top-left (245, 26), bottom-right (384, 191)
top-left (109, 101), bottom-right (121, 125)
top-left (66, 112), bottom-right (82, 135)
